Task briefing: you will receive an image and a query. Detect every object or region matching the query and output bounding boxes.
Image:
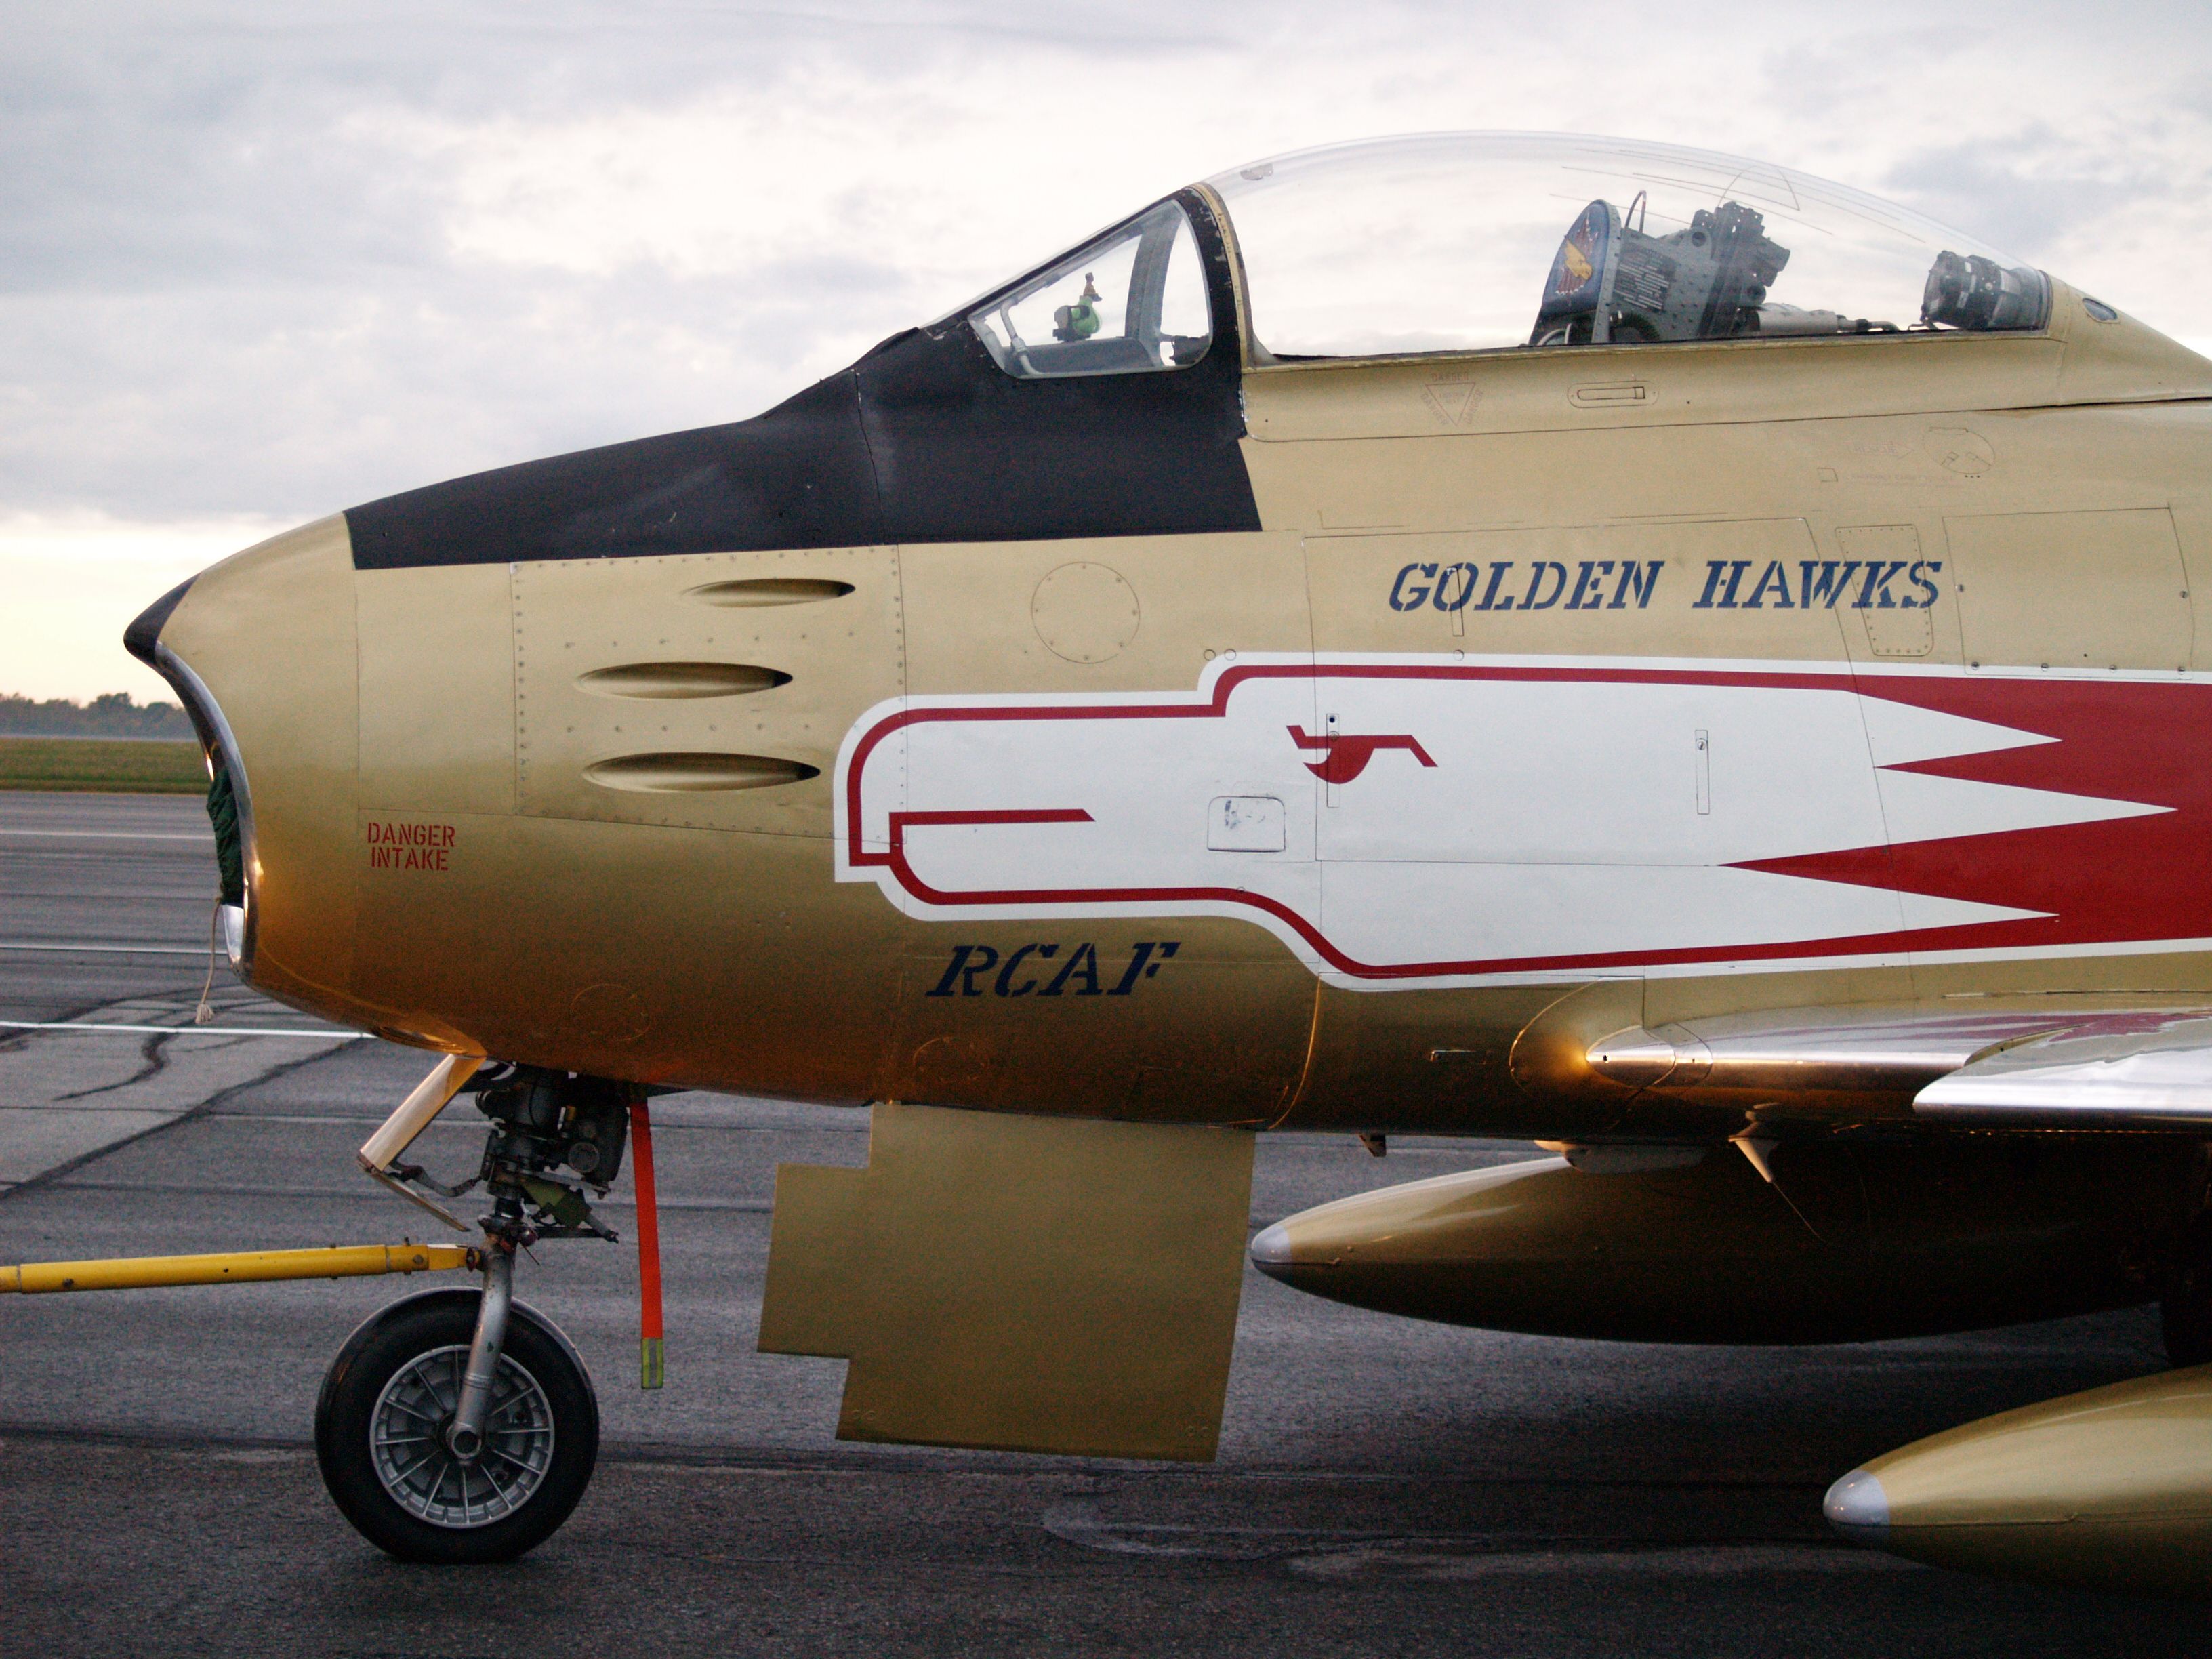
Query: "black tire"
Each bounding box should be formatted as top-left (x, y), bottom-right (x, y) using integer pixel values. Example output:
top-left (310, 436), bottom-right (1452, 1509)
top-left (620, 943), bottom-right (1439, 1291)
top-left (315, 1288), bottom-right (598, 1563)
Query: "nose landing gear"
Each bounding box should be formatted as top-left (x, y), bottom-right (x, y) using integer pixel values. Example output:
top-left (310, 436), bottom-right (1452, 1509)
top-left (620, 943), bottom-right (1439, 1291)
top-left (314, 1278), bottom-right (599, 1563)
top-left (319, 1063), bottom-right (653, 1562)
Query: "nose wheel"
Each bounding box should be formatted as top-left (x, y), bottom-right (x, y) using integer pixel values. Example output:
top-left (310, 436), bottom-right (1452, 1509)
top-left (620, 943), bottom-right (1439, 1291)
top-left (323, 1063), bottom-right (658, 1561)
top-left (315, 1285), bottom-right (599, 1563)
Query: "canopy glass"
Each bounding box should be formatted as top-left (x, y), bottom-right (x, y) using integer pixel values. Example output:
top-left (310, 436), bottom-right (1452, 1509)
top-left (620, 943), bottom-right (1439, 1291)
top-left (1205, 133), bottom-right (2047, 361)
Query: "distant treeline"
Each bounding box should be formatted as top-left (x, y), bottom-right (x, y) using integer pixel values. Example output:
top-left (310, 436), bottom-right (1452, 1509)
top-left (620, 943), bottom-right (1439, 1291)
top-left (0, 691), bottom-right (195, 739)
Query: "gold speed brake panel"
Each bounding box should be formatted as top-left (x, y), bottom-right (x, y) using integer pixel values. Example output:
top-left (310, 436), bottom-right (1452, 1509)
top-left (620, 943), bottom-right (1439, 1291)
top-left (760, 1103), bottom-right (1255, 1460)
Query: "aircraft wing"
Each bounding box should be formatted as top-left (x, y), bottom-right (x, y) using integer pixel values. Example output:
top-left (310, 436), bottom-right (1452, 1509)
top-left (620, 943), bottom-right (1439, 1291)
top-left (1586, 1003), bottom-right (2212, 1128)
top-left (1915, 1015), bottom-right (2212, 1125)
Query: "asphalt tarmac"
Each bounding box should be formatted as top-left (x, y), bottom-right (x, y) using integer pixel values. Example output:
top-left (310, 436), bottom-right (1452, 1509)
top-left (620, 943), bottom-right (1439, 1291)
top-left (3, 788), bottom-right (2209, 1656)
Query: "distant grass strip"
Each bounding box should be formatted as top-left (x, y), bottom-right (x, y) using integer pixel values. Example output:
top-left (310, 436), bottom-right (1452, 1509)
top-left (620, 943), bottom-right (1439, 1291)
top-left (0, 736), bottom-right (205, 794)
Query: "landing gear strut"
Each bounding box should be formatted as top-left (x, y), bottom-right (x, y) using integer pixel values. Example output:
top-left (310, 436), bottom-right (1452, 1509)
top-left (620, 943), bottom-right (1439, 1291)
top-left (319, 1065), bottom-right (649, 1562)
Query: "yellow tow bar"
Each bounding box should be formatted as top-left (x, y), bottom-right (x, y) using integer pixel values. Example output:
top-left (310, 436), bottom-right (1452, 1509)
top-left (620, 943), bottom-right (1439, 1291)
top-left (0, 1242), bottom-right (476, 1296)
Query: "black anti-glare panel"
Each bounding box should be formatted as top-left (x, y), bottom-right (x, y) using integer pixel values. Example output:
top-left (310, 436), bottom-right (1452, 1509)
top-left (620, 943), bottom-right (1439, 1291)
top-left (346, 188), bottom-right (1258, 570)
top-left (853, 321), bottom-right (1254, 546)
top-left (346, 374), bottom-right (886, 570)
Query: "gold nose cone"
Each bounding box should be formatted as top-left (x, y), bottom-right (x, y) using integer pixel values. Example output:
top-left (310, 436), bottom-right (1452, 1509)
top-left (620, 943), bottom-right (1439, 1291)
top-left (1840, 1364), bottom-right (2212, 1595)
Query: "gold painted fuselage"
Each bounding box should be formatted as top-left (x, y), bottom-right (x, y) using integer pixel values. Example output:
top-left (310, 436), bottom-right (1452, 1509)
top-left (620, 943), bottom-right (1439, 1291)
top-left (150, 279), bottom-right (2212, 1153)
top-left (120, 138), bottom-right (2212, 1593)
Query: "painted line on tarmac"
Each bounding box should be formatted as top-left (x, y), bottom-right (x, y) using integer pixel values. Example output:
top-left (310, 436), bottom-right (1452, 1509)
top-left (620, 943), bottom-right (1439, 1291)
top-left (0, 1020), bottom-right (363, 1040)
top-left (49, 1176), bottom-right (770, 1211)
top-left (0, 942), bottom-right (206, 955)
top-left (0, 829), bottom-right (214, 842)
top-left (1042, 1502), bottom-right (1919, 1574)
top-left (1281, 1541), bottom-right (1925, 1578)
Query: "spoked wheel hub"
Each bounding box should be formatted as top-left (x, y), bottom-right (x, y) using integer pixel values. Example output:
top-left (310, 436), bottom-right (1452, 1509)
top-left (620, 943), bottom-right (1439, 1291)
top-left (369, 1343), bottom-right (556, 1528)
top-left (318, 1289), bottom-right (598, 1563)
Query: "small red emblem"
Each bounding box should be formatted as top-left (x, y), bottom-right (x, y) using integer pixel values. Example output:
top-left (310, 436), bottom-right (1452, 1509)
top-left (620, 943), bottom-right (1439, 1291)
top-left (1286, 725), bottom-right (1438, 785)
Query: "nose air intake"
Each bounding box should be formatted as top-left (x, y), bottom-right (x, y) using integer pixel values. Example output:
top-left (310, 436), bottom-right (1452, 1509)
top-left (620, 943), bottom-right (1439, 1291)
top-left (123, 577), bottom-right (198, 670)
top-left (122, 570), bottom-right (255, 968)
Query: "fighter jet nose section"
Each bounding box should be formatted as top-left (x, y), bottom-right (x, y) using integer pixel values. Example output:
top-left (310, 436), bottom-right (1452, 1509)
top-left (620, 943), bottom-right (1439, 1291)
top-left (125, 515), bottom-right (363, 1020)
top-left (123, 577), bottom-right (199, 670)
top-left (1822, 1468), bottom-right (1891, 1544)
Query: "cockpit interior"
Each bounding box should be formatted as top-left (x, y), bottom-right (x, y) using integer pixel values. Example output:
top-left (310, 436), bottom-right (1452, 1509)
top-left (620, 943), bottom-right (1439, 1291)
top-left (1528, 192), bottom-right (2046, 347)
top-left (959, 134), bottom-right (2051, 376)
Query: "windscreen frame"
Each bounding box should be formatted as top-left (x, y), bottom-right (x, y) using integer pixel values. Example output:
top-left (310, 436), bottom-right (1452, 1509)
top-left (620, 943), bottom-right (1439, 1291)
top-left (953, 188), bottom-right (1235, 382)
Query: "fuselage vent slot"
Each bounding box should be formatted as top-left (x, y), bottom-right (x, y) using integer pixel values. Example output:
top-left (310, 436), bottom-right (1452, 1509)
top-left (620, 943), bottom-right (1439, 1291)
top-left (685, 579), bottom-right (854, 607)
top-left (583, 752), bottom-right (819, 793)
top-left (576, 663), bottom-right (791, 699)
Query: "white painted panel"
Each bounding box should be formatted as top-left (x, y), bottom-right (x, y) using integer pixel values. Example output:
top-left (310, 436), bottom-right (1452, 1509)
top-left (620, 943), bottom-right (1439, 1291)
top-left (838, 654), bottom-right (2167, 988)
top-left (1209, 796), bottom-right (1286, 851)
top-left (1307, 674), bottom-right (1884, 866)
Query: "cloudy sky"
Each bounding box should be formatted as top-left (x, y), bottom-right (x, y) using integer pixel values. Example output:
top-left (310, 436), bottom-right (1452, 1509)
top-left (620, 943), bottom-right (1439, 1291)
top-left (7, 0), bottom-right (2211, 701)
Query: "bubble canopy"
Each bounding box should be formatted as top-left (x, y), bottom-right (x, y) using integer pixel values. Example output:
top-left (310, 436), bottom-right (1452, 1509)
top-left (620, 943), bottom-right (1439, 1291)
top-left (1204, 134), bottom-right (2047, 362)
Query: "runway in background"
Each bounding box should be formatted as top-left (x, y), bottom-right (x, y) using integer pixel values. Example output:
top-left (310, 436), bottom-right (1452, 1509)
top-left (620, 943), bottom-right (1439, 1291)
top-left (3, 790), bottom-right (2207, 1656)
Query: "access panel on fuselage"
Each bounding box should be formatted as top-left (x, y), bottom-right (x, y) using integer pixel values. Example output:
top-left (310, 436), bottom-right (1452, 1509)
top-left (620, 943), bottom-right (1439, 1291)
top-left (1947, 508), bottom-right (2190, 672)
